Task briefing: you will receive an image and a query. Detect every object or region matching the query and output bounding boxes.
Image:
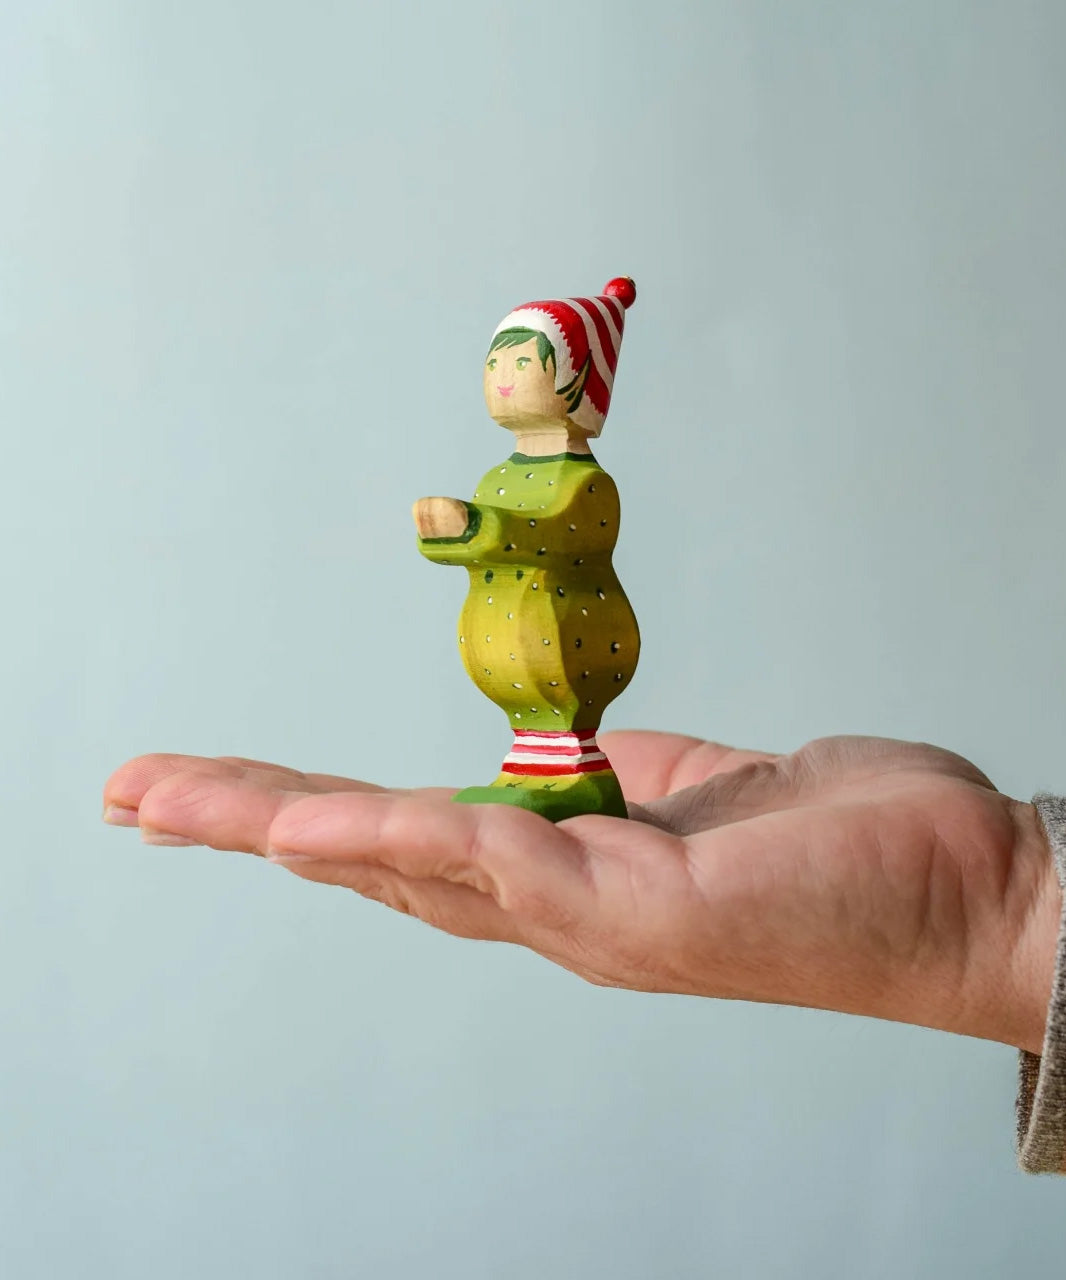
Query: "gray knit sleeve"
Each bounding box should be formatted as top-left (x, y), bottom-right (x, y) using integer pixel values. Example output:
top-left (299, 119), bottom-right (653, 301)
top-left (1017, 794), bottom-right (1066, 1173)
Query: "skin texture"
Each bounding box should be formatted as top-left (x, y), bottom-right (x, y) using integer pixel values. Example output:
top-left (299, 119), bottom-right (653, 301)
top-left (102, 731), bottom-right (1061, 1054)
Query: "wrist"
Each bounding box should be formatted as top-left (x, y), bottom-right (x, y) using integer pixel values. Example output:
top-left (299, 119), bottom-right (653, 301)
top-left (967, 800), bottom-right (1060, 1055)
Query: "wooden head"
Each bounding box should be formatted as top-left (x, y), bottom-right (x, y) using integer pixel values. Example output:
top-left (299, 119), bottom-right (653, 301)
top-left (483, 277), bottom-right (636, 444)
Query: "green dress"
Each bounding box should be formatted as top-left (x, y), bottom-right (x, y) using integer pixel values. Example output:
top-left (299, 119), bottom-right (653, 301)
top-left (418, 450), bottom-right (639, 821)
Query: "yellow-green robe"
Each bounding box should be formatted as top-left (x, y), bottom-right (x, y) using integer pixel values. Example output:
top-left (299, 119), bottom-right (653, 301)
top-left (418, 451), bottom-right (639, 735)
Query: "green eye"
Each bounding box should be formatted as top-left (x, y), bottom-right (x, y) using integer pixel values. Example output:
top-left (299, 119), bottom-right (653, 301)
top-left (486, 357), bottom-right (497, 371)
top-left (515, 356), bottom-right (531, 370)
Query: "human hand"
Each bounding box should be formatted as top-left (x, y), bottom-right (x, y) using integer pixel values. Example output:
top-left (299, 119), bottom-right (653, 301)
top-left (412, 497), bottom-right (469, 539)
top-left (102, 732), bottom-right (1059, 1053)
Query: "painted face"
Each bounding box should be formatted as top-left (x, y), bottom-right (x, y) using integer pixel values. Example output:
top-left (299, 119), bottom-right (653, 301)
top-left (483, 338), bottom-right (567, 427)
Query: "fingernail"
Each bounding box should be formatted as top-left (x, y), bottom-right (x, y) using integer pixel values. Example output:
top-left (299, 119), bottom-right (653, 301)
top-left (266, 849), bottom-right (317, 863)
top-left (103, 804), bottom-right (140, 827)
top-left (141, 828), bottom-right (200, 847)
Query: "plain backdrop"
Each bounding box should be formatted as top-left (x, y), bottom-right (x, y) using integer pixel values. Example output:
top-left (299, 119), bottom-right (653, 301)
top-left (3, 1), bottom-right (1066, 1276)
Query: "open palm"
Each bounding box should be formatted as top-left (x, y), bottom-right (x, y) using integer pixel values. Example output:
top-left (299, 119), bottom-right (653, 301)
top-left (102, 731), bottom-right (1055, 1052)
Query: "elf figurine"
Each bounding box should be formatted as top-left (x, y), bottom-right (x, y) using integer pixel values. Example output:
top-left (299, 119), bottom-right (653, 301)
top-left (413, 277), bottom-right (639, 822)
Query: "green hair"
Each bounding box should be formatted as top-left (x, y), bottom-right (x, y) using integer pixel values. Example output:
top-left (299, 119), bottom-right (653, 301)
top-left (487, 326), bottom-right (556, 372)
top-left (487, 326), bottom-right (589, 413)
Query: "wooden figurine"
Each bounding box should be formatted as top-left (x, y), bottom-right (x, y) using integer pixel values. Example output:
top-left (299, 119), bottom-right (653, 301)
top-left (413, 277), bottom-right (639, 822)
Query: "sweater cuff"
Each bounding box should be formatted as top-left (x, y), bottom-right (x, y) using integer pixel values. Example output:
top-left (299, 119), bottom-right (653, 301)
top-left (1016, 794), bottom-right (1066, 1173)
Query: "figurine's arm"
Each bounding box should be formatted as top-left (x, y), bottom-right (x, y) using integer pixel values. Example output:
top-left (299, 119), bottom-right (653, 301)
top-left (413, 496), bottom-right (481, 564)
top-left (414, 497), bottom-right (529, 567)
top-left (413, 497), bottom-right (470, 540)
top-left (415, 471), bottom-right (620, 567)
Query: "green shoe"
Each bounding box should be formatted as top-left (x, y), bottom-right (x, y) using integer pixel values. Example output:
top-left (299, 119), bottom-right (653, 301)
top-left (452, 769), bottom-right (628, 822)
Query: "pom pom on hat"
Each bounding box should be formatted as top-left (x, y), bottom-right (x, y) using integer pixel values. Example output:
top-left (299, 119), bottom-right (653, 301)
top-left (603, 276), bottom-right (637, 309)
top-left (491, 276), bottom-right (637, 434)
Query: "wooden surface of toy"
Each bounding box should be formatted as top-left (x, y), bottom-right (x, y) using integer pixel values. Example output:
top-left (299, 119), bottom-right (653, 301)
top-left (413, 277), bottom-right (639, 823)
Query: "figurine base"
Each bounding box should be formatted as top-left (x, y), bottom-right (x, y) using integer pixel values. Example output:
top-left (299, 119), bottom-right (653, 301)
top-left (452, 770), bottom-right (628, 823)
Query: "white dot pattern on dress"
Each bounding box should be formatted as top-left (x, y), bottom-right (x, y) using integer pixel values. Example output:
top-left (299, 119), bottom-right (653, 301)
top-left (439, 456), bottom-right (635, 740)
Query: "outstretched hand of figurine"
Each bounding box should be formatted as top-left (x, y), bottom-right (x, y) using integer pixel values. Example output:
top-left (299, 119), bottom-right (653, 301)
top-left (412, 497), bottom-right (469, 540)
top-left (102, 732), bottom-right (1058, 1053)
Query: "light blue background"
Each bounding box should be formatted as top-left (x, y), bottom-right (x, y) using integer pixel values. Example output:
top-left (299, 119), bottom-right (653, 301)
top-left (3, 1), bottom-right (1065, 1276)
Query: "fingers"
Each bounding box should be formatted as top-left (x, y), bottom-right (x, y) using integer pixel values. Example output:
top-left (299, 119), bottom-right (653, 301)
top-left (136, 770), bottom-right (311, 853)
top-left (600, 730), bottom-right (780, 804)
top-left (102, 752), bottom-right (388, 823)
top-left (630, 735), bottom-right (999, 839)
top-left (212, 755), bottom-right (307, 777)
top-left (131, 769), bottom-right (452, 853)
top-left (215, 756), bottom-right (385, 792)
top-left (131, 768), bottom-right (603, 951)
top-left (130, 772), bottom-right (597, 940)
top-left (266, 791), bottom-right (593, 930)
top-left (635, 737), bottom-right (908, 837)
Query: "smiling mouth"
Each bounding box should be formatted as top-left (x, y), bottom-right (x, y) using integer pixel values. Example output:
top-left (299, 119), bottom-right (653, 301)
top-left (496, 384), bottom-right (515, 397)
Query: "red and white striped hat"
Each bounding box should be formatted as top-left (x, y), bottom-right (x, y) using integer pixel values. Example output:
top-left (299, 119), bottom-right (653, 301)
top-left (491, 276), bottom-right (636, 436)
